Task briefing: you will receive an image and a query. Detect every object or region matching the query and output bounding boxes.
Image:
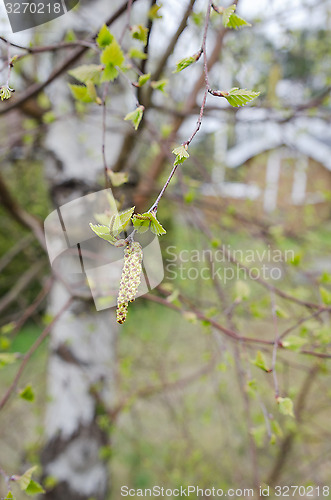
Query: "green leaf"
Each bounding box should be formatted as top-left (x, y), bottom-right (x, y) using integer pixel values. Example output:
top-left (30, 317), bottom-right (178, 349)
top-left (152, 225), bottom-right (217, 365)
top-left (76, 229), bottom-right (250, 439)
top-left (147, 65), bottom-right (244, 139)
top-left (149, 213), bottom-right (166, 235)
top-left (182, 311), bottom-right (197, 324)
top-left (275, 305), bottom-right (289, 319)
top-left (173, 53), bottom-right (200, 73)
top-left (148, 4), bottom-right (162, 19)
top-left (69, 84), bottom-right (94, 103)
top-left (19, 384), bottom-right (35, 402)
top-left (42, 111), bottom-right (56, 124)
top-left (320, 286), bottom-right (331, 305)
top-left (0, 352), bottom-right (18, 368)
top-left (100, 40), bottom-right (125, 67)
top-left (270, 433), bottom-right (277, 445)
top-left (227, 13), bottom-right (251, 29)
top-left (172, 145), bottom-right (189, 166)
top-left (132, 213), bottom-right (166, 236)
top-left (108, 171), bottom-right (128, 187)
top-left (282, 335), bottom-right (308, 351)
top-left (251, 426), bottom-right (266, 448)
top-left (4, 491), bottom-right (15, 500)
top-left (131, 24), bottom-right (148, 44)
top-left (64, 29), bottom-right (76, 42)
top-left (129, 47), bottom-right (147, 60)
top-left (320, 271), bottom-right (331, 284)
top-left (86, 81), bottom-right (98, 101)
top-left (1, 322), bottom-right (15, 335)
top-left (222, 4), bottom-right (236, 26)
top-left (222, 4), bottom-right (251, 29)
top-left (252, 351), bottom-right (271, 373)
top-left (277, 396), bottom-right (295, 418)
top-left (89, 224), bottom-right (117, 244)
top-left (184, 190), bottom-right (195, 204)
top-left (223, 88), bottom-right (260, 107)
top-left (101, 64), bottom-right (119, 82)
top-left (151, 79), bottom-right (168, 94)
top-left (289, 253), bottom-right (302, 266)
top-left (110, 207), bottom-right (135, 237)
top-left (132, 216), bottom-right (150, 233)
top-left (235, 280), bottom-right (250, 301)
top-left (18, 466), bottom-right (38, 490)
top-left (271, 419), bottom-right (283, 438)
top-left (138, 73), bottom-right (151, 87)
top-left (96, 24), bottom-right (113, 48)
top-left (68, 64), bottom-right (103, 84)
top-left (246, 379), bottom-right (257, 398)
top-left (124, 105), bottom-right (144, 130)
top-left (25, 480), bottom-right (45, 496)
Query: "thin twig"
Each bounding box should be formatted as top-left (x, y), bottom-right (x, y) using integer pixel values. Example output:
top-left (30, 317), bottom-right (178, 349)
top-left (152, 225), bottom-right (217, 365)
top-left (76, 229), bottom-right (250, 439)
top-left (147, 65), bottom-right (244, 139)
top-left (270, 290), bottom-right (280, 398)
top-left (183, 0), bottom-right (212, 147)
top-left (102, 82), bottom-right (111, 187)
top-left (148, 0), bottom-right (213, 212)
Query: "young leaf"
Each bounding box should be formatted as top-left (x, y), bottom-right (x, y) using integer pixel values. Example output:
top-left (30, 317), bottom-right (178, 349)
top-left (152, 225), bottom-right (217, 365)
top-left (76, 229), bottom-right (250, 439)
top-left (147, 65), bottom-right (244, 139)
top-left (222, 88), bottom-right (260, 107)
top-left (132, 216), bottom-right (150, 233)
top-left (138, 73), bottom-right (151, 86)
top-left (68, 64), bottom-right (103, 84)
top-left (275, 305), bottom-right (289, 319)
top-left (124, 105), bottom-right (144, 130)
top-left (1, 322), bottom-right (15, 335)
top-left (42, 111), bottom-right (56, 124)
top-left (101, 64), bottom-right (119, 82)
top-left (96, 24), bottom-right (113, 48)
top-left (89, 223), bottom-right (117, 244)
top-left (149, 213), bottom-right (166, 235)
top-left (131, 24), bottom-right (148, 44)
top-left (25, 480), bottom-right (45, 496)
top-left (277, 396), bottom-right (295, 418)
top-left (271, 419), bottom-right (283, 438)
top-left (18, 466), bottom-right (38, 491)
top-left (172, 145), bottom-right (189, 166)
top-left (86, 81), bottom-right (98, 102)
top-left (173, 52), bottom-right (201, 73)
top-left (0, 352), bottom-right (18, 368)
top-left (108, 171), bottom-right (128, 187)
top-left (252, 351), bottom-right (271, 373)
top-left (129, 47), bottom-right (147, 60)
top-left (222, 4), bottom-right (236, 26)
top-left (222, 5), bottom-right (251, 29)
top-left (110, 207), bottom-right (135, 236)
top-left (148, 4), bottom-right (162, 19)
top-left (4, 491), bottom-right (15, 500)
top-left (251, 426), bottom-right (266, 448)
top-left (235, 280), bottom-right (250, 301)
top-left (182, 311), bottom-right (197, 324)
top-left (100, 40), bottom-right (125, 67)
top-left (132, 213), bottom-right (166, 236)
top-left (282, 335), bottom-right (308, 351)
top-left (69, 84), bottom-right (93, 103)
top-left (19, 384), bottom-right (35, 402)
top-left (151, 79), bottom-right (168, 93)
top-left (100, 39), bottom-right (125, 82)
top-left (320, 286), bottom-right (331, 305)
top-left (227, 13), bottom-right (251, 29)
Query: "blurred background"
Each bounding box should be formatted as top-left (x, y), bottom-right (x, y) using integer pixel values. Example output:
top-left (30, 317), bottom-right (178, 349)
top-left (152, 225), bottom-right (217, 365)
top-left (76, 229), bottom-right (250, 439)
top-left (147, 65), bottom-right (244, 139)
top-left (0, 0), bottom-right (331, 498)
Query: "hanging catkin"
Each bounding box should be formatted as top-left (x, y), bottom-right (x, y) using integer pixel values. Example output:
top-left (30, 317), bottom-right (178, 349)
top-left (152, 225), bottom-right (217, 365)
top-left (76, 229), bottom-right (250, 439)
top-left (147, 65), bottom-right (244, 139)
top-left (116, 241), bottom-right (143, 324)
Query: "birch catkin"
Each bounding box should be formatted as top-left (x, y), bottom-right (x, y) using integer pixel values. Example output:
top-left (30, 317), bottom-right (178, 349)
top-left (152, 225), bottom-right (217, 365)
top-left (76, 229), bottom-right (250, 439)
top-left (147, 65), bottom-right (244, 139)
top-left (116, 241), bottom-right (143, 324)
